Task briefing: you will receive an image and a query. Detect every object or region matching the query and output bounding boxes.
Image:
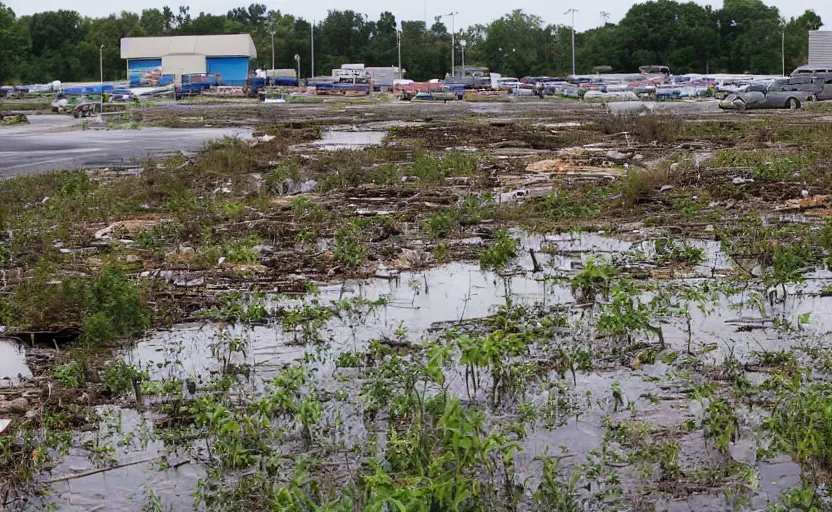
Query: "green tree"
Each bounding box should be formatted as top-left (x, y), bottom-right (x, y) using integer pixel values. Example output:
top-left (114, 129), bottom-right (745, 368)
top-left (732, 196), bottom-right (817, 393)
top-left (715, 0), bottom-right (782, 74)
top-left (0, 2), bottom-right (25, 83)
top-left (476, 10), bottom-right (550, 77)
top-left (785, 10), bottom-right (823, 72)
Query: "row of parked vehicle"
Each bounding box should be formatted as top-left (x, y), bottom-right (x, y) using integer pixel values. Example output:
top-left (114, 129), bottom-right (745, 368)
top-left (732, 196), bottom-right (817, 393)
top-left (719, 75), bottom-right (832, 111)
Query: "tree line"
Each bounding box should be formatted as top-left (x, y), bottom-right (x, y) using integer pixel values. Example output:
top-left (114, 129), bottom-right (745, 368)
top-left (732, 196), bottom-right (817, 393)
top-left (0, 0), bottom-right (824, 85)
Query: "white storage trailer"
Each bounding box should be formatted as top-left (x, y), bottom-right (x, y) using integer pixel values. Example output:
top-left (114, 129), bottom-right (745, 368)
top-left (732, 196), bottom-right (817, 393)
top-left (809, 31), bottom-right (832, 68)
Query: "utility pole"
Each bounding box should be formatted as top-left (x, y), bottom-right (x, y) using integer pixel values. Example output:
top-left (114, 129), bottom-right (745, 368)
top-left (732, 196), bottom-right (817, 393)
top-left (397, 30), bottom-right (403, 80)
top-left (442, 11), bottom-right (459, 78)
top-left (99, 45), bottom-right (104, 115)
top-left (564, 9), bottom-right (578, 76)
top-left (311, 21), bottom-right (315, 78)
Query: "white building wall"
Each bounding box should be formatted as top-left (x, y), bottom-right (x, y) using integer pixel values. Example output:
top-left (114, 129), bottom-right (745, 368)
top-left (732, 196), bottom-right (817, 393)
top-left (161, 55), bottom-right (207, 83)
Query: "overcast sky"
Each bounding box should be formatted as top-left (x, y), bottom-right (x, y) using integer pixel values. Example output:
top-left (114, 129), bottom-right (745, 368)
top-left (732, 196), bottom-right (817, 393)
top-left (6, 0), bottom-right (829, 33)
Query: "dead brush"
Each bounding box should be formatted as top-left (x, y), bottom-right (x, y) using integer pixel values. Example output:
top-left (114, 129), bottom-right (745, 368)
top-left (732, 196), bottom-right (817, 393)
top-left (599, 113), bottom-right (682, 144)
top-left (743, 119), bottom-right (779, 145)
top-left (621, 163), bottom-right (685, 205)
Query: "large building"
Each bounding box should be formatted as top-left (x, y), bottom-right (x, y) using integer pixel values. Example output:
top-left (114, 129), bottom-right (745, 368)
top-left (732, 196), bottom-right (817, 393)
top-left (120, 34), bottom-right (257, 86)
top-left (809, 30), bottom-right (832, 68)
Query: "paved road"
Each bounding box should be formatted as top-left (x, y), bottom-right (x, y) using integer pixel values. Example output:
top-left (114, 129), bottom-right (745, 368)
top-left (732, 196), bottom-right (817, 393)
top-left (0, 116), bottom-right (250, 177)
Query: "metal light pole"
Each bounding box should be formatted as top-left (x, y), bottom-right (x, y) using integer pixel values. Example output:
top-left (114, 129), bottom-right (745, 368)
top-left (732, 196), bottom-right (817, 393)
top-left (270, 30), bottom-right (275, 73)
top-left (397, 30), bottom-right (403, 80)
top-left (565, 9), bottom-right (578, 76)
top-left (294, 54), bottom-right (301, 83)
top-left (442, 11), bottom-right (459, 78)
top-left (311, 21), bottom-right (315, 78)
top-left (99, 45), bottom-right (104, 115)
top-left (460, 40), bottom-right (467, 77)
top-left (781, 18), bottom-right (786, 76)
top-left (550, 28), bottom-right (557, 73)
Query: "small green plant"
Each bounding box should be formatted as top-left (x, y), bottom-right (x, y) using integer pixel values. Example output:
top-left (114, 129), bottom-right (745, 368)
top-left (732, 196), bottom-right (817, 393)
top-left (532, 456), bottom-right (582, 511)
top-left (81, 265), bottom-right (149, 345)
top-left (570, 259), bottom-right (618, 298)
top-left (102, 361), bottom-right (148, 397)
top-left (334, 223), bottom-right (367, 268)
top-left (263, 161), bottom-right (302, 195)
top-left (225, 236), bottom-right (261, 265)
top-left (653, 237), bottom-right (704, 265)
top-left (297, 396), bottom-right (322, 446)
top-left (202, 293), bottom-right (269, 323)
top-left (423, 210), bottom-right (457, 239)
top-left (52, 362), bottom-right (86, 388)
top-left (702, 397), bottom-right (738, 454)
top-left (479, 230), bottom-right (519, 270)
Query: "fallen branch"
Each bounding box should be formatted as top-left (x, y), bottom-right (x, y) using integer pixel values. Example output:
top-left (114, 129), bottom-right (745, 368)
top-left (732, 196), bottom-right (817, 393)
top-left (47, 456), bottom-right (160, 483)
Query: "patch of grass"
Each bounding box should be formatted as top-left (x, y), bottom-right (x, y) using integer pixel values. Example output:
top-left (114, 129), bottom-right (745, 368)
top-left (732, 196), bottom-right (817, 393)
top-left (52, 362), bottom-right (86, 387)
top-left (9, 263), bottom-right (147, 344)
top-left (709, 149), bottom-right (817, 182)
top-left (411, 151), bottom-right (479, 184)
top-left (263, 161), bottom-right (302, 195)
top-left (530, 189), bottom-right (601, 220)
top-left (225, 236), bottom-right (262, 265)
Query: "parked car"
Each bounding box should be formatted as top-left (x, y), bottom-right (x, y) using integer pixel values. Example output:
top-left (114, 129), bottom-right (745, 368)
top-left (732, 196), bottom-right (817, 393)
top-left (719, 79), bottom-right (820, 111)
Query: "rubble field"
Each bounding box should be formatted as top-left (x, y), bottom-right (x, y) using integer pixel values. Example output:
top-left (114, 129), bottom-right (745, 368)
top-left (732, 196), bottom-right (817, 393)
top-left (2, 98), bottom-right (832, 511)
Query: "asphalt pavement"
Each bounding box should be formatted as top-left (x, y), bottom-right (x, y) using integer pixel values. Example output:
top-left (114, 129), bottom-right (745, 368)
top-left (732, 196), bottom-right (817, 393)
top-left (0, 116), bottom-right (250, 177)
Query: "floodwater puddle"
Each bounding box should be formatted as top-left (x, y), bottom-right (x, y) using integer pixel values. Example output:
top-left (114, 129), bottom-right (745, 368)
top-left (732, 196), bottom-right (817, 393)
top-left (29, 407), bottom-right (204, 511)
top-left (0, 338), bottom-right (32, 386)
top-left (130, 261), bottom-right (565, 383)
top-left (31, 230), bottom-right (832, 510)
top-left (309, 128), bottom-right (385, 150)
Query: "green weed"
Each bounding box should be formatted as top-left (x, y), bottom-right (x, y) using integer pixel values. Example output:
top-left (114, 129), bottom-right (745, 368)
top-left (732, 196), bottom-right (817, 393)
top-left (479, 230), bottom-right (519, 270)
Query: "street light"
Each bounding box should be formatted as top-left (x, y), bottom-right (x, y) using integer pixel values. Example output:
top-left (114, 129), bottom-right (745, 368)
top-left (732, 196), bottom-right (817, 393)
top-left (441, 11), bottom-right (459, 78)
top-left (397, 30), bottom-right (403, 80)
top-left (550, 28), bottom-right (557, 73)
top-left (564, 9), bottom-right (578, 76)
top-left (311, 21), bottom-right (315, 78)
top-left (781, 17), bottom-right (786, 77)
top-left (99, 45), bottom-right (104, 116)
top-left (270, 29), bottom-right (275, 75)
top-left (460, 40), bottom-right (467, 78)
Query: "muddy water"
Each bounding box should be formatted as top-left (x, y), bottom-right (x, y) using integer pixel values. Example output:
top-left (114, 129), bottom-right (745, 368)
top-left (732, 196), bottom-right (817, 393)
top-left (0, 338), bottom-right (31, 386)
top-left (33, 231), bottom-right (832, 510)
top-left (29, 407), bottom-right (205, 511)
top-left (130, 261), bottom-right (566, 383)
